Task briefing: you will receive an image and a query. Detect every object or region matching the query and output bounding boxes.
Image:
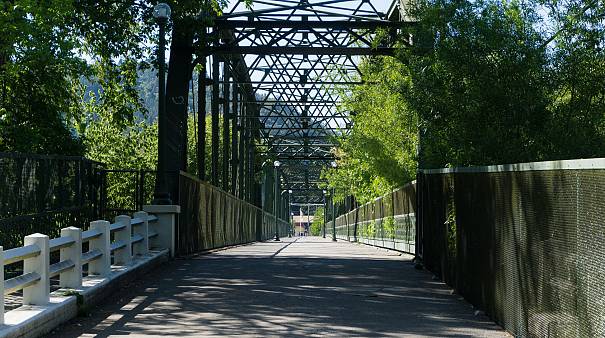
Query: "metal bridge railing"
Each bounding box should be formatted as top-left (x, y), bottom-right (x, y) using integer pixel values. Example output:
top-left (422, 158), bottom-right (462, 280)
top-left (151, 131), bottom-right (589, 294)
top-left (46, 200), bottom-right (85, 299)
top-left (327, 182), bottom-right (417, 254)
top-left (177, 172), bottom-right (290, 255)
top-left (418, 158), bottom-right (605, 338)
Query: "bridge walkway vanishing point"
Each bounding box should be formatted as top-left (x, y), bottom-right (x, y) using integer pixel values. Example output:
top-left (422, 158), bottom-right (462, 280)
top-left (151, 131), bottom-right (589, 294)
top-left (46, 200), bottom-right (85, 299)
top-left (48, 237), bottom-right (509, 337)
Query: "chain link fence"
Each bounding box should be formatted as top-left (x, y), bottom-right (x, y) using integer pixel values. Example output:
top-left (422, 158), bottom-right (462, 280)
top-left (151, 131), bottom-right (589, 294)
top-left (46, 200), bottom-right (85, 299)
top-left (418, 159), bottom-right (605, 338)
top-left (328, 182), bottom-right (417, 254)
top-left (178, 172), bottom-right (291, 255)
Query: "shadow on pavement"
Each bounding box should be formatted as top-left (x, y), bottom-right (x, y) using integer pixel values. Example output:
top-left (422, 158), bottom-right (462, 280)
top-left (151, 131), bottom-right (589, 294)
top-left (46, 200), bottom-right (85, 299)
top-left (46, 237), bottom-right (509, 337)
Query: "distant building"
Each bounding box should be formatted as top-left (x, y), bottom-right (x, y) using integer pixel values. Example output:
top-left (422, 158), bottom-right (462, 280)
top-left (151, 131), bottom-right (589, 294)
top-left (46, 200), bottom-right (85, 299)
top-left (292, 214), bottom-right (314, 236)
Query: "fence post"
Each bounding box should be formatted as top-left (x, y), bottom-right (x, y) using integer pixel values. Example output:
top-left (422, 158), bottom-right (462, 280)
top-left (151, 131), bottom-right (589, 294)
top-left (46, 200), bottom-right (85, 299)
top-left (60, 227), bottom-right (82, 288)
top-left (100, 170), bottom-right (107, 218)
top-left (23, 233), bottom-right (49, 305)
top-left (133, 211), bottom-right (150, 255)
top-left (89, 220), bottom-right (110, 276)
top-left (143, 205), bottom-right (180, 257)
top-left (114, 215), bottom-right (132, 265)
top-left (138, 170), bottom-right (146, 211)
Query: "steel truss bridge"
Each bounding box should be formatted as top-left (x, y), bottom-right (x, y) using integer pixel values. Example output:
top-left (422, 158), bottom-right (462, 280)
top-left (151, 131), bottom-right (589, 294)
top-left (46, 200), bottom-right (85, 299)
top-left (196, 0), bottom-right (408, 214)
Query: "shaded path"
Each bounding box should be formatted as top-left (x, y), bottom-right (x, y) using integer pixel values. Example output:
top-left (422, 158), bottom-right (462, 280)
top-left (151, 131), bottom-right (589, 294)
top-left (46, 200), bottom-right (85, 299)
top-left (47, 237), bottom-right (509, 337)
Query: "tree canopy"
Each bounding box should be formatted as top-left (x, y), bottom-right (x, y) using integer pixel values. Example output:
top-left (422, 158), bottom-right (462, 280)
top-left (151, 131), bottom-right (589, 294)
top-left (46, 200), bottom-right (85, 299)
top-left (0, 0), bottom-right (229, 156)
top-left (324, 0), bottom-right (605, 203)
top-left (2, 0), bottom-right (604, 208)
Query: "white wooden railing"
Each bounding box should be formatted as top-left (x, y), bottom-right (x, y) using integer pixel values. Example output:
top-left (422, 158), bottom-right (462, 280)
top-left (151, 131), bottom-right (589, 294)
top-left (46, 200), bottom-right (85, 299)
top-left (0, 210), bottom-right (164, 324)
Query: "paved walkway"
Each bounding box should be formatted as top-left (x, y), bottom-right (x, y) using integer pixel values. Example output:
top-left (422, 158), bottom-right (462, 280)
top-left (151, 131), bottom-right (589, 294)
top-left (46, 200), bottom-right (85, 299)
top-left (47, 237), bottom-right (509, 337)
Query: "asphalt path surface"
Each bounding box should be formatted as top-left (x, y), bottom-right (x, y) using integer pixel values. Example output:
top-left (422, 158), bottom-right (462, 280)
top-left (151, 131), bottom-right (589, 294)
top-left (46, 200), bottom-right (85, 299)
top-left (47, 237), bottom-right (509, 337)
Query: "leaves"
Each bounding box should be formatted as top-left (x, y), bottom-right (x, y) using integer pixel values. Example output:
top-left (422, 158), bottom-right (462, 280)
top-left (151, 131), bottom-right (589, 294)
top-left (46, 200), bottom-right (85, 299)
top-left (326, 0), bottom-right (605, 204)
top-left (322, 56), bottom-right (418, 203)
top-left (0, 0), bottom-right (233, 156)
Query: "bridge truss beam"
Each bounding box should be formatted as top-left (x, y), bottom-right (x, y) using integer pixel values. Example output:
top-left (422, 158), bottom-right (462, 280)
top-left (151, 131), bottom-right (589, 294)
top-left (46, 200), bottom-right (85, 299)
top-left (196, 0), bottom-right (405, 212)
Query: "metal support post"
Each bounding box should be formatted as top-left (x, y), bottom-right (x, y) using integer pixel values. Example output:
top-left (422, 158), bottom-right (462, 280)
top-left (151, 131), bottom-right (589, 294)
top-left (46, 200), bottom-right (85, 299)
top-left (273, 161), bottom-right (281, 241)
top-left (231, 84), bottom-right (239, 195)
top-left (222, 65), bottom-right (231, 191)
top-left (331, 188), bottom-right (336, 242)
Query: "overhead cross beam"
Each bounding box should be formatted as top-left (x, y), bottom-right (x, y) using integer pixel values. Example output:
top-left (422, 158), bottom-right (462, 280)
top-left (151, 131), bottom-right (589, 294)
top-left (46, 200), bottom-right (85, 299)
top-left (212, 46), bottom-right (396, 56)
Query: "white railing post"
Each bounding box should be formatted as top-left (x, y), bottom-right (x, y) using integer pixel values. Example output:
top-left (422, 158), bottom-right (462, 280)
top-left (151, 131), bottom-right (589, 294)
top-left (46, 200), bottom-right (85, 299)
top-left (89, 220), bottom-right (110, 276)
top-left (143, 205), bottom-right (180, 257)
top-left (60, 227), bottom-right (82, 288)
top-left (0, 246), bottom-right (4, 325)
top-left (133, 211), bottom-right (149, 256)
top-left (114, 215), bottom-right (132, 265)
top-left (23, 233), bottom-right (49, 305)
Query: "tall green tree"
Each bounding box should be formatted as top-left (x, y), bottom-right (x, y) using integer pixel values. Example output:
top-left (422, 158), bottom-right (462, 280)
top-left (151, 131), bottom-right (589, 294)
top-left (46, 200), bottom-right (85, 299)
top-left (310, 207), bottom-right (325, 236)
top-left (323, 56), bottom-right (418, 203)
top-left (0, 0), bottom-right (239, 157)
top-left (0, 0), bottom-right (87, 154)
top-left (402, 0), bottom-right (551, 168)
top-left (326, 0), bottom-right (605, 203)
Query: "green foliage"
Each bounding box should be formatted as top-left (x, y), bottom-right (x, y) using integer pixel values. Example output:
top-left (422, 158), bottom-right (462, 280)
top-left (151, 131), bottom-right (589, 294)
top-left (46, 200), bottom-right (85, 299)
top-left (402, 0), bottom-right (605, 167)
top-left (0, 0), bottom-right (86, 154)
top-left (383, 217), bottom-right (395, 239)
top-left (187, 114), bottom-right (228, 182)
top-left (0, 0), bottom-right (233, 156)
top-left (81, 86), bottom-right (158, 209)
top-left (323, 56), bottom-right (418, 203)
top-left (403, 0), bottom-right (552, 167)
top-left (364, 221), bottom-right (376, 238)
top-left (310, 207), bottom-right (325, 236)
top-left (325, 0), bottom-right (605, 205)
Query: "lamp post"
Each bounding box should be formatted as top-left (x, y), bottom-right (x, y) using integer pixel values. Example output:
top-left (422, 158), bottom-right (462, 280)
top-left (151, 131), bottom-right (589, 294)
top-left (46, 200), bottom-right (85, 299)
top-left (322, 190), bottom-right (327, 238)
top-left (273, 160), bottom-right (281, 241)
top-left (288, 190), bottom-right (292, 237)
top-left (291, 212), bottom-right (295, 237)
top-left (331, 161), bottom-right (338, 242)
top-left (281, 189), bottom-right (292, 237)
top-left (152, 3), bottom-right (172, 204)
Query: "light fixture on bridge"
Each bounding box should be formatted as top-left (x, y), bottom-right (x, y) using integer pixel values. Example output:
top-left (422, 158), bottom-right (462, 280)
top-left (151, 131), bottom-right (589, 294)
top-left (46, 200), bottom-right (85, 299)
top-left (153, 3), bottom-right (172, 20)
top-left (151, 2), bottom-right (172, 205)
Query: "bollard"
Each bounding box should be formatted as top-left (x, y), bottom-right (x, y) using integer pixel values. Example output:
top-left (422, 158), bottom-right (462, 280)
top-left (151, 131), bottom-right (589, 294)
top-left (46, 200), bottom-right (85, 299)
top-left (60, 227), bottom-right (82, 289)
top-left (89, 220), bottom-right (110, 276)
top-left (133, 211), bottom-right (150, 256)
top-left (114, 215), bottom-right (132, 265)
top-left (23, 233), bottom-right (50, 305)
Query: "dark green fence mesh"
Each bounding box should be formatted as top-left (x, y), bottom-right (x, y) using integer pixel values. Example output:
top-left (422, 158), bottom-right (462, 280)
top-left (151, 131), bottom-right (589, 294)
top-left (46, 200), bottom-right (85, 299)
top-left (0, 152), bottom-right (103, 248)
top-left (178, 172), bottom-right (290, 255)
top-left (418, 166), bottom-right (605, 337)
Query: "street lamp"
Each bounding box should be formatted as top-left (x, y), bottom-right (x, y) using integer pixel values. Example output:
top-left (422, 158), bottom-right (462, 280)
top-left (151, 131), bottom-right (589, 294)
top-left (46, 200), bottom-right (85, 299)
top-left (288, 190), bottom-right (293, 237)
top-left (322, 190), bottom-right (327, 238)
top-left (273, 160), bottom-right (281, 241)
top-left (152, 3), bottom-right (172, 204)
top-left (281, 189), bottom-right (293, 237)
top-left (330, 161), bottom-right (337, 242)
top-left (291, 212), bottom-right (295, 237)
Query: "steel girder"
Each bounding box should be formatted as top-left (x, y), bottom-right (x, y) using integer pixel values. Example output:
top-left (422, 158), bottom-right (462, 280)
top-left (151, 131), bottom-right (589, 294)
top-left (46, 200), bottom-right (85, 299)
top-left (205, 0), bottom-right (403, 207)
